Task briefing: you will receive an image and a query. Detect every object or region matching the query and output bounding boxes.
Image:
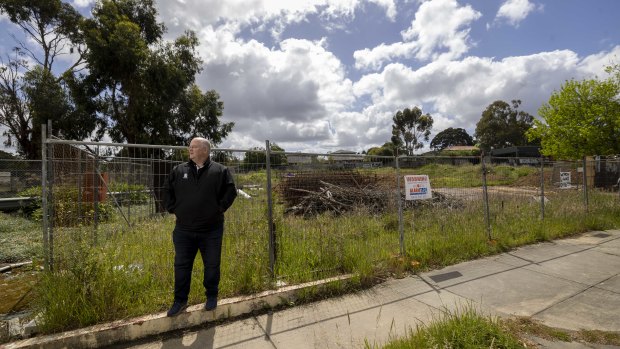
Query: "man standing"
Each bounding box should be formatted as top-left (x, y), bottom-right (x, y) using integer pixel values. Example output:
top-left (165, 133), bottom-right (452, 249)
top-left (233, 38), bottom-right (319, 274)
top-left (164, 137), bottom-right (237, 316)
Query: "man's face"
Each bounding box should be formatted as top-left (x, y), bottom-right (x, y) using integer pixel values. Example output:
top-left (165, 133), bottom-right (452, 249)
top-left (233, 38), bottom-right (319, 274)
top-left (188, 139), bottom-right (208, 162)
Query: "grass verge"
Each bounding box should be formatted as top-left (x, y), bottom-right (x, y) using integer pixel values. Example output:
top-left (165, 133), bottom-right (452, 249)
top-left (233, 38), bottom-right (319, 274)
top-left (368, 308), bottom-right (620, 348)
top-left (366, 304), bottom-right (525, 349)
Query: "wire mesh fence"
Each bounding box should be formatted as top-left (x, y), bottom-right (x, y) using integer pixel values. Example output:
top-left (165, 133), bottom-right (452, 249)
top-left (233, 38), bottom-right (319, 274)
top-left (1, 135), bottom-right (616, 308)
top-left (0, 159), bottom-right (41, 198)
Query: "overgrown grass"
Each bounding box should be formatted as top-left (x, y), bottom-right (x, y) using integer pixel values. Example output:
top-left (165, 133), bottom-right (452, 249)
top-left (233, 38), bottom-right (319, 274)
top-left (502, 317), bottom-right (620, 347)
top-left (377, 308), bottom-right (620, 348)
top-left (4, 167), bottom-right (619, 335)
top-left (0, 212), bottom-right (41, 264)
top-left (366, 304), bottom-right (525, 348)
top-left (398, 163), bottom-right (538, 188)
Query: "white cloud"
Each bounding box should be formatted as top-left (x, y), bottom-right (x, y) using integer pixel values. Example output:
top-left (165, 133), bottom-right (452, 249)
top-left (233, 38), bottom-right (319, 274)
top-left (353, 0), bottom-right (481, 71)
top-left (155, 0), bottom-right (397, 39)
top-left (196, 25), bottom-right (356, 151)
top-left (369, 0), bottom-right (397, 21)
top-left (202, 22), bottom-right (620, 154)
top-left (1, 0), bottom-right (617, 157)
top-left (352, 47), bottom-right (620, 150)
top-left (71, 0), bottom-right (95, 8)
top-left (494, 0), bottom-right (541, 27)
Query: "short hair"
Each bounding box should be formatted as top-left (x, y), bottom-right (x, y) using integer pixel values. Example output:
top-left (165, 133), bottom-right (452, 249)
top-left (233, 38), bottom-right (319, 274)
top-left (192, 137), bottom-right (211, 152)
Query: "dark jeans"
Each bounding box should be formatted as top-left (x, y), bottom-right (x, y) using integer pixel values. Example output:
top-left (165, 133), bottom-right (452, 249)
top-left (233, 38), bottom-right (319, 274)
top-left (172, 224), bottom-right (223, 303)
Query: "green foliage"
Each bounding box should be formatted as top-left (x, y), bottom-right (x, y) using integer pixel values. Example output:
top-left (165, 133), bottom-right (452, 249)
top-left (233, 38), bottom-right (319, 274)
top-left (373, 305), bottom-right (524, 349)
top-left (242, 143), bottom-right (287, 170)
top-left (0, 0), bottom-right (96, 159)
top-left (236, 170), bottom-right (267, 186)
top-left (528, 65), bottom-right (620, 159)
top-left (107, 182), bottom-right (149, 205)
top-left (6, 164), bottom-right (619, 334)
top-left (18, 185), bottom-right (114, 226)
top-left (0, 0), bottom-right (233, 157)
top-left (430, 127), bottom-right (474, 151)
top-left (367, 143), bottom-right (396, 164)
top-left (437, 148), bottom-right (481, 157)
top-left (35, 237), bottom-right (160, 333)
top-left (391, 107), bottom-right (434, 156)
top-left (82, 0), bottom-right (233, 147)
top-left (368, 142), bottom-right (397, 157)
top-left (475, 100), bottom-right (536, 152)
top-left (401, 163), bottom-right (535, 188)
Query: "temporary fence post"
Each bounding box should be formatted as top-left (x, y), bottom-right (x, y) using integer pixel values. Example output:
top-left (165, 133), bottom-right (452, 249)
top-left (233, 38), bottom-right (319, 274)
top-left (47, 122), bottom-right (56, 270)
top-left (78, 151), bottom-right (83, 224)
top-left (540, 156), bottom-right (545, 220)
top-left (150, 154), bottom-right (154, 217)
top-left (583, 156), bottom-right (589, 212)
top-left (396, 156), bottom-right (404, 255)
top-left (481, 154), bottom-right (492, 240)
top-left (93, 150), bottom-right (99, 244)
top-left (265, 140), bottom-right (276, 280)
top-left (41, 124), bottom-right (50, 271)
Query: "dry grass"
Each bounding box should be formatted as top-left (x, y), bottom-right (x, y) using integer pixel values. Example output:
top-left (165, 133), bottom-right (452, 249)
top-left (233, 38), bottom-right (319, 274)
top-left (503, 317), bottom-right (620, 347)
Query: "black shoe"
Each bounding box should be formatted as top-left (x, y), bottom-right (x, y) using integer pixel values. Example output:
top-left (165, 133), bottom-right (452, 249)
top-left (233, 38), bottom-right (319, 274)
top-left (167, 301), bottom-right (188, 317)
top-left (205, 297), bottom-right (217, 311)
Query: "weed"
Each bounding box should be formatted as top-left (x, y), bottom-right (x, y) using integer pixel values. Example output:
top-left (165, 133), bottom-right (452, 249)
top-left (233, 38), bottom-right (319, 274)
top-left (368, 304), bottom-right (525, 348)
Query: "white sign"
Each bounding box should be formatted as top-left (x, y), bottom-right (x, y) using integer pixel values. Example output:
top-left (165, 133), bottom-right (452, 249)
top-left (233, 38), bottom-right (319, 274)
top-left (560, 172), bottom-right (571, 188)
top-left (404, 175), bottom-right (432, 200)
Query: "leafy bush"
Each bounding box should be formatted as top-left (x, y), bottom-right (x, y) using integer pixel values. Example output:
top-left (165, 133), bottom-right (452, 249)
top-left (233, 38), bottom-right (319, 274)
top-left (18, 186), bottom-right (114, 226)
top-left (107, 182), bottom-right (150, 205)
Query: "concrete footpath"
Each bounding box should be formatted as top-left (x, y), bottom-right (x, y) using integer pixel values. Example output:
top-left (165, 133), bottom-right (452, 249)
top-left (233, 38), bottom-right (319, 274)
top-left (5, 229), bottom-right (620, 348)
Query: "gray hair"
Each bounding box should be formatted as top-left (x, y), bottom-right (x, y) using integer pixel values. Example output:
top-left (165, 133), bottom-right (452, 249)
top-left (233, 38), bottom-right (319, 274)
top-left (192, 137), bottom-right (211, 152)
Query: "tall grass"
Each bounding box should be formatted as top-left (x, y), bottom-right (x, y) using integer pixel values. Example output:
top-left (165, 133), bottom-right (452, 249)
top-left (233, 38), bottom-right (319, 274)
top-left (0, 212), bottom-right (41, 263)
top-left (367, 304), bottom-right (525, 349)
top-left (24, 170), bottom-right (620, 334)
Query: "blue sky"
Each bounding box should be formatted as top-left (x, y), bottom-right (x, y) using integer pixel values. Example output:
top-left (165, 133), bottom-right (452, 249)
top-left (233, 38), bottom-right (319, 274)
top-left (1, 0), bottom-right (619, 154)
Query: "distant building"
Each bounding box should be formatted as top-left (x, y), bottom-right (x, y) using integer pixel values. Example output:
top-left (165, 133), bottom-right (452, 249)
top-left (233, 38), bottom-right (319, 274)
top-left (329, 150), bottom-right (364, 162)
top-left (489, 146), bottom-right (541, 158)
top-left (489, 146), bottom-right (542, 166)
top-left (287, 154), bottom-right (313, 165)
top-left (444, 145), bottom-right (479, 152)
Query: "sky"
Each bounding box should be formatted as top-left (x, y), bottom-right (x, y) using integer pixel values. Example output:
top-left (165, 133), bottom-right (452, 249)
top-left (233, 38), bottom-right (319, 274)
top-left (1, 0), bottom-right (619, 154)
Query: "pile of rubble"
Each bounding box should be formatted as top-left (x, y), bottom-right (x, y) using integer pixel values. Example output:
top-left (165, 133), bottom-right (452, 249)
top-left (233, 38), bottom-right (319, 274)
top-left (283, 180), bottom-right (389, 217)
top-left (278, 171), bottom-right (464, 217)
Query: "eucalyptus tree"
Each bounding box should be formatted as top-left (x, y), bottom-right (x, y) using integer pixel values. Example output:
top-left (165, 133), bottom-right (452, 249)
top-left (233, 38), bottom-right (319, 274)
top-left (430, 127), bottom-right (473, 151)
top-left (475, 100), bottom-right (535, 152)
top-left (390, 107), bottom-right (433, 156)
top-left (0, 0), bottom-right (97, 158)
top-left (82, 0), bottom-right (233, 147)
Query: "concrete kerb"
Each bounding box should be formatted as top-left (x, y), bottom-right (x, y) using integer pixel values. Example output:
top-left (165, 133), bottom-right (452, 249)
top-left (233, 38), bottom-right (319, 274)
top-left (2, 274), bottom-right (353, 349)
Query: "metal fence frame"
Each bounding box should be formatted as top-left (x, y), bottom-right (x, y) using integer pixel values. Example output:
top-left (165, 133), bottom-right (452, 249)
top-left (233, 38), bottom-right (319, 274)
top-left (25, 131), bottom-right (619, 279)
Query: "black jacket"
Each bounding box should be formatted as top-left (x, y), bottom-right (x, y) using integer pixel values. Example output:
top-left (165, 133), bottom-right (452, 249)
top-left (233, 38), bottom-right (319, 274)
top-left (164, 159), bottom-right (237, 231)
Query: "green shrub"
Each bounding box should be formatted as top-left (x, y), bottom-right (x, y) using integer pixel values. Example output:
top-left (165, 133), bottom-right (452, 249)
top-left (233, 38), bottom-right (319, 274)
top-left (107, 182), bottom-right (150, 205)
top-left (18, 186), bottom-right (114, 226)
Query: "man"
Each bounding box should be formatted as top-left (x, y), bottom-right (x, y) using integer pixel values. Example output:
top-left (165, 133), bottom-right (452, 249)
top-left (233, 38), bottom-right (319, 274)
top-left (164, 137), bottom-right (237, 316)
